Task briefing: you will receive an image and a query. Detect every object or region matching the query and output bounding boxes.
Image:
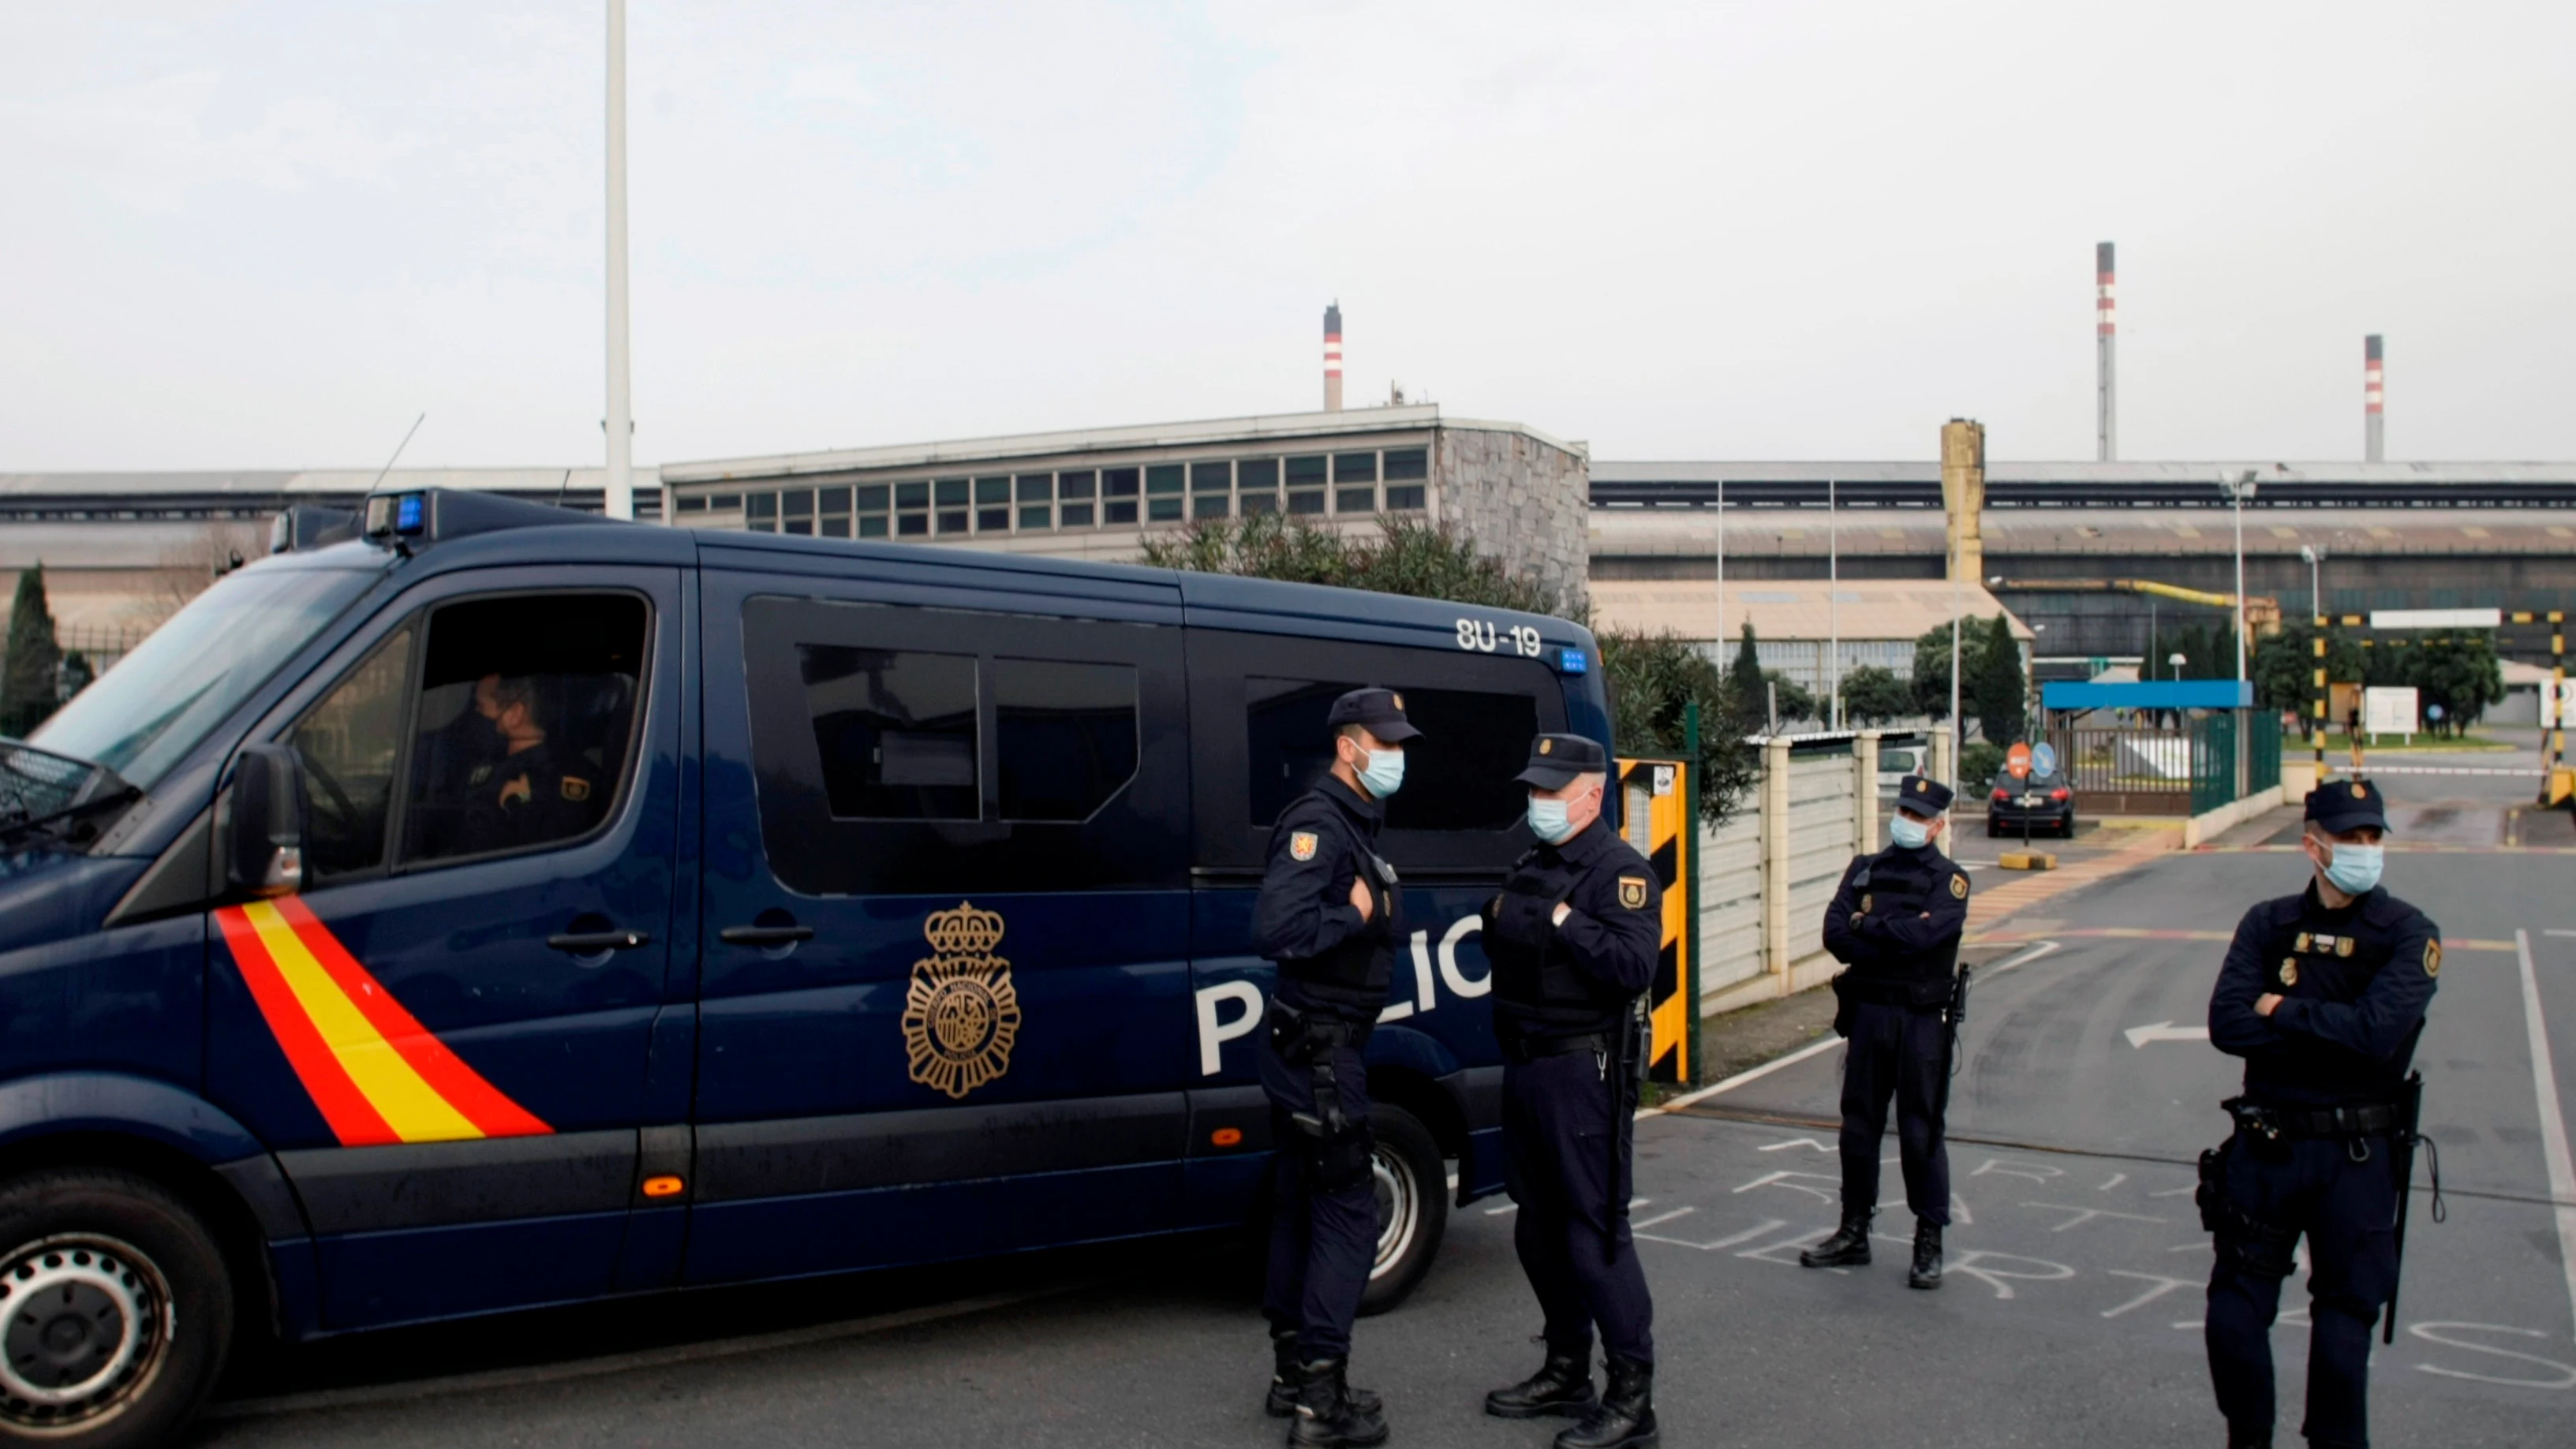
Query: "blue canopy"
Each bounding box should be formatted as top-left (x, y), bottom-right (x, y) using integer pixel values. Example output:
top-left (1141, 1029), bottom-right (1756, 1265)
top-left (2041, 679), bottom-right (2253, 711)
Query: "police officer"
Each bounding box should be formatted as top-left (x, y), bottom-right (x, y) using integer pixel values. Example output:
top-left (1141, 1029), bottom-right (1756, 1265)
top-left (2200, 779), bottom-right (2437, 1449)
top-left (1253, 688), bottom-right (1415, 1447)
top-left (1802, 774), bottom-right (1970, 1289)
top-left (450, 673), bottom-right (599, 856)
top-left (1479, 734), bottom-right (1662, 1449)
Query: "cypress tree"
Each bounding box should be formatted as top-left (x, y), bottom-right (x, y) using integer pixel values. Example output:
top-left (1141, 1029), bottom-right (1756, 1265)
top-left (1972, 613), bottom-right (2025, 745)
top-left (2, 565), bottom-right (65, 737)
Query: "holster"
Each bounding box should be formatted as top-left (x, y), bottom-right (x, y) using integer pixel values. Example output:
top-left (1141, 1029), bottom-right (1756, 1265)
top-left (2197, 1134), bottom-right (2298, 1279)
top-left (1269, 999), bottom-right (1374, 1191)
top-left (1829, 972), bottom-right (1856, 1039)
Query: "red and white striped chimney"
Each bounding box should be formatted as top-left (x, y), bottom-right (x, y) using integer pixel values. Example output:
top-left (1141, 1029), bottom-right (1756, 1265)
top-left (2096, 241), bottom-right (2116, 461)
top-left (1324, 301), bottom-right (1344, 412)
top-left (2364, 334), bottom-right (2384, 462)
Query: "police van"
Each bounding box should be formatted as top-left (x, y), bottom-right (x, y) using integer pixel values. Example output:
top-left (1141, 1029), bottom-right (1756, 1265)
top-left (0, 489), bottom-right (1612, 1445)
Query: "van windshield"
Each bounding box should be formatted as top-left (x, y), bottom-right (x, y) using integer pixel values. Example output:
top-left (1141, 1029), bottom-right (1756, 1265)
top-left (30, 562), bottom-right (378, 794)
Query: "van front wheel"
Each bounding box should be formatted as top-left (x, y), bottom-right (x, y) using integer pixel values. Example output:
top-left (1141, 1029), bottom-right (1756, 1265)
top-left (1358, 1104), bottom-right (1447, 1316)
top-left (0, 1169), bottom-right (233, 1449)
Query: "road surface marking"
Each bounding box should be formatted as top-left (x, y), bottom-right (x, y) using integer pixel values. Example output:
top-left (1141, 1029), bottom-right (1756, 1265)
top-left (2125, 1021), bottom-right (2210, 1048)
top-left (1630, 1206), bottom-right (1696, 1231)
top-left (1638, 1216), bottom-right (1785, 1252)
top-left (1651, 1034), bottom-right (1842, 1114)
top-left (2018, 1201), bottom-right (2167, 1232)
top-left (2410, 1322), bottom-right (2576, 1389)
top-left (2097, 1172), bottom-right (2129, 1192)
top-left (2513, 928), bottom-right (2576, 1343)
top-left (1756, 1136), bottom-right (1835, 1154)
top-left (2100, 1271), bottom-right (2197, 1319)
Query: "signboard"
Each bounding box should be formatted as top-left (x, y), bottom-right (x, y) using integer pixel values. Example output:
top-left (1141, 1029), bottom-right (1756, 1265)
top-left (2547, 679), bottom-right (2575, 730)
top-left (2031, 741), bottom-right (2058, 777)
top-left (2370, 608), bottom-right (2503, 629)
top-left (2363, 685), bottom-right (2419, 739)
top-left (2006, 741), bottom-right (2032, 779)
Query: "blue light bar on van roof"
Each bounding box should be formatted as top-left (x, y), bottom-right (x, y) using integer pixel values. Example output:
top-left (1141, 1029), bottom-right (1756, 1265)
top-left (1559, 648), bottom-right (1588, 674)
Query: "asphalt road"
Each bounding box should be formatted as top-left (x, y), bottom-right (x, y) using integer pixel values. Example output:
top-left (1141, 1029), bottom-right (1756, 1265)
top-left (192, 774), bottom-right (2576, 1447)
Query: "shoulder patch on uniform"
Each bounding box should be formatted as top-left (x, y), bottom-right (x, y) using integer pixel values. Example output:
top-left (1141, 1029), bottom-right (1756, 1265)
top-left (2424, 939), bottom-right (2441, 978)
top-left (1289, 831), bottom-right (1318, 862)
top-left (2336, 937), bottom-right (2354, 958)
top-left (560, 775), bottom-right (592, 802)
top-left (1949, 873), bottom-right (1969, 899)
top-left (1617, 875), bottom-right (1648, 909)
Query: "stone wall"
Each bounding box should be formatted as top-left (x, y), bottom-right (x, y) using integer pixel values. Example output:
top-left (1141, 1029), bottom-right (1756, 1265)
top-left (1434, 425), bottom-right (1590, 614)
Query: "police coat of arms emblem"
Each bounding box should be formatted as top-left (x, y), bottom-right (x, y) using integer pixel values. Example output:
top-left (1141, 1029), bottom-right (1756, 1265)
top-left (902, 902), bottom-right (1023, 1100)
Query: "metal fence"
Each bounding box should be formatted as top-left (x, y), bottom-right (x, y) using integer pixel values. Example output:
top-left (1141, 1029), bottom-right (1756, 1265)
top-left (2045, 712), bottom-right (2279, 816)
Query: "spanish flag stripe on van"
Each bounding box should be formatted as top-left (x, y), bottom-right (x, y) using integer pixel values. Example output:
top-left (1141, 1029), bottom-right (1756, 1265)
top-left (216, 900), bottom-right (552, 1146)
top-left (268, 897), bottom-right (554, 1139)
top-left (215, 905), bottom-right (399, 1147)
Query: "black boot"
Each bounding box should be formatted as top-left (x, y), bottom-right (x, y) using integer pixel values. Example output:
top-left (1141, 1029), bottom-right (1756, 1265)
top-left (1553, 1354), bottom-right (1656, 1449)
top-left (1290, 1358), bottom-right (1389, 1448)
top-left (1484, 1345), bottom-right (1595, 1419)
top-left (2224, 1425), bottom-right (2271, 1449)
top-left (1268, 1330), bottom-right (1381, 1419)
top-left (1798, 1211), bottom-right (1873, 1268)
top-left (1906, 1220), bottom-right (1943, 1290)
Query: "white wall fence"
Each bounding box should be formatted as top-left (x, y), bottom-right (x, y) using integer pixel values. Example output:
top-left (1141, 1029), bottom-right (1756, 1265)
top-left (1698, 727), bottom-right (1952, 1018)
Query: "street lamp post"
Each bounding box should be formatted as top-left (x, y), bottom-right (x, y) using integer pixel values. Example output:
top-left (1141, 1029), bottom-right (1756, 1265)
top-left (2301, 543), bottom-right (2329, 776)
top-left (2223, 471), bottom-right (2257, 682)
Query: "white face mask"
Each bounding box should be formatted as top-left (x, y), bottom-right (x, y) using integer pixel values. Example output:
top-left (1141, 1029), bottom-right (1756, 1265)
top-left (1890, 812), bottom-right (1933, 850)
top-left (1355, 747), bottom-right (1405, 798)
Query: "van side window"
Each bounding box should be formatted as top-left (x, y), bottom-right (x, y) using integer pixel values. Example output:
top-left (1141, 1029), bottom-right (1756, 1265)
top-left (739, 596), bottom-right (1186, 896)
top-left (288, 626), bottom-right (413, 879)
top-left (995, 659), bottom-right (1138, 823)
top-left (402, 593), bottom-right (649, 865)
top-left (1245, 678), bottom-right (1538, 832)
top-left (800, 646), bottom-right (979, 821)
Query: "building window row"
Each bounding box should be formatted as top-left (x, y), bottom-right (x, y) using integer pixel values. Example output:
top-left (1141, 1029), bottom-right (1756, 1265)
top-left (673, 446), bottom-right (1429, 539)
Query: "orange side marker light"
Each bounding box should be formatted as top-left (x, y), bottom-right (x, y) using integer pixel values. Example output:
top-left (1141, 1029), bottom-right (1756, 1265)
top-left (641, 1175), bottom-right (686, 1198)
top-left (1209, 1128), bottom-right (1243, 1148)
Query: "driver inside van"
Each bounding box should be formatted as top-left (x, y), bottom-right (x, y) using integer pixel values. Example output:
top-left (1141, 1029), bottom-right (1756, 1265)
top-left (445, 673), bottom-right (599, 856)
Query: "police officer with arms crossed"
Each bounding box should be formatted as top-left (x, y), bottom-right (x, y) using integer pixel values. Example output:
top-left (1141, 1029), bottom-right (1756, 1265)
top-left (1479, 734), bottom-right (1663, 1449)
top-left (1254, 688), bottom-right (1416, 1447)
top-left (2200, 779), bottom-right (2437, 1449)
top-left (1802, 774), bottom-right (1971, 1289)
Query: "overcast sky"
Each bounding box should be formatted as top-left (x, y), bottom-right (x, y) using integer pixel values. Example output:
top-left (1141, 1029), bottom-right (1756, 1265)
top-left (3, 2), bottom-right (2570, 471)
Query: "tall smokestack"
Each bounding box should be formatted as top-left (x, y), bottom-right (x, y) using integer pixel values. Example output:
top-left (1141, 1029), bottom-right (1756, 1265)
top-left (1324, 301), bottom-right (1344, 412)
top-left (2364, 334), bottom-right (2384, 461)
top-left (2096, 241), bottom-right (2116, 461)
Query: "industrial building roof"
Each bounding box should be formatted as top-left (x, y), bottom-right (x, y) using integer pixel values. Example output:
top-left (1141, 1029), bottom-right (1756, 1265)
top-left (1588, 506), bottom-right (2576, 558)
top-left (1588, 578), bottom-right (2032, 644)
top-left (658, 404), bottom-right (1581, 484)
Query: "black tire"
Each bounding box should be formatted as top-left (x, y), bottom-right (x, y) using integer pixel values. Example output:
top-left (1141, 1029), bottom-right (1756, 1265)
top-left (0, 1168), bottom-right (233, 1449)
top-left (1356, 1104), bottom-right (1448, 1316)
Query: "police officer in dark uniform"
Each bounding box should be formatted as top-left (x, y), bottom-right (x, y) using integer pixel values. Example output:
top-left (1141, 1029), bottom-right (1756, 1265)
top-left (1479, 734), bottom-right (1663, 1449)
top-left (1802, 774), bottom-right (1971, 1289)
top-left (1253, 688), bottom-right (1415, 1447)
top-left (450, 673), bottom-right (599, 856)
top-left (2200, 779), bottom-right (2437, 1449)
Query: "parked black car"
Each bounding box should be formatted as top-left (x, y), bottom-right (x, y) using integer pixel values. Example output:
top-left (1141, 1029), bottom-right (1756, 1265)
top-left (1986, 771), bottom-right (2077, 837)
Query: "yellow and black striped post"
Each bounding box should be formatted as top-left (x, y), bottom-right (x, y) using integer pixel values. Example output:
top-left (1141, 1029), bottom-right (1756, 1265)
top-left (1616, 756), bottom-right (1696, 1084)
top-left (2554, 611), bottom-right (2569, 805)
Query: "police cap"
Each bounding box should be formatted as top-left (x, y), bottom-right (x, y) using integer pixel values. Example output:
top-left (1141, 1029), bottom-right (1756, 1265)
top-left (2305, 775), bottom-right (2391, 834)
top-left (1325, 687), bottom-right (1421, 742)
top-left (1894, 774), bottom-right (1953, 816)
top-left (1513, 733), bottom-right (1610, 790)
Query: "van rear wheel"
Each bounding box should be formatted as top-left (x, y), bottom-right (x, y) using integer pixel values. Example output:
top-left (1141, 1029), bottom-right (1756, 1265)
top-left (1358, 1104), bottom-right (1447, 1316)
top-left (0, 1169), bottom-right (232, 1449)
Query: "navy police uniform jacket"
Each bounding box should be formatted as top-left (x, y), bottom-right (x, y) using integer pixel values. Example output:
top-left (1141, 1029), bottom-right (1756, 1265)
top-left (1823, 838), bottom-right (1971, 999)
top-left (1483, 819), bottom-right (1662, 1044)
top-left (2208, 882), bottom-right (2439, 1107)
top-left (1254, 775), bottom-right (1404, 1023)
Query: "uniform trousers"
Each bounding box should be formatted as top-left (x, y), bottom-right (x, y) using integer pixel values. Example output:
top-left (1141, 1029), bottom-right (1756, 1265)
top-left (2205, 1132), bottom-right (2401, 1448)
top-left (1259, 1032), bottom-right (1378, 1361)
top-left (1502, 1048), bottom-right (1654, 1365)
top-left (1838, 999), bottom-right (1953, 1224)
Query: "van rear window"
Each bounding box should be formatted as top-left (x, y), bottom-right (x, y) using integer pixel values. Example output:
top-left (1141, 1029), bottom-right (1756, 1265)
top-left (798, 646), bottom-right (979, 820)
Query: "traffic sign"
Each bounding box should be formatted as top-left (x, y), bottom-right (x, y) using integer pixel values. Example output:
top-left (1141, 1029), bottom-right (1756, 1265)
top-left (2006, 741), bottom-right (2032, 779)
top-left (2031, 741), bottom-right (2058, 777)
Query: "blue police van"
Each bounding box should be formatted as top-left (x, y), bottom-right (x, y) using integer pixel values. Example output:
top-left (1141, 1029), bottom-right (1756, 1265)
top-left (0, 489), bottom-right (1612, 1445)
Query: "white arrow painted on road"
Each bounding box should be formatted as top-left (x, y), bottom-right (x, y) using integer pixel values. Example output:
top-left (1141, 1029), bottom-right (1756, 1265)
top-left (2124, 1021), bottom-right (2211, 1048)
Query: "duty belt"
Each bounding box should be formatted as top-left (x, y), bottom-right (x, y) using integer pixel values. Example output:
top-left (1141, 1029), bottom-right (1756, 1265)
top-left (1501, 1033), bottom-right (1609, 1065)
top-left (2226, 1096), bottom-right (2399, 1141)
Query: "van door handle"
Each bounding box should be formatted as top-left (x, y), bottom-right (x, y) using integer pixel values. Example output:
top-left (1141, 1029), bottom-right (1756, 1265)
top-left (719, 924), bottom-right (815, 946)
top-left (548, 929), bottom-right (652, 953)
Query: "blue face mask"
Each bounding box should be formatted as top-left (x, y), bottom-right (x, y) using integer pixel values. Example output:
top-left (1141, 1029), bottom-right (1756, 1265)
top-left (2323, 841), bottom-right (2383, 896)
top-left (1527, 795), bottom-right (1576, 845)
top-left (1357, 748), bottom-right (1405, 799)
top-left (1890, 812), bottom-right (1933, 850)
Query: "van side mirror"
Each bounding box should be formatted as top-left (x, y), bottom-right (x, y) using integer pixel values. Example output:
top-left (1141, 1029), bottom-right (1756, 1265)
top-left (219, 745), bottom-right (308, 899)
